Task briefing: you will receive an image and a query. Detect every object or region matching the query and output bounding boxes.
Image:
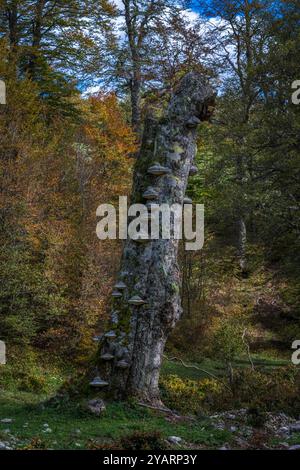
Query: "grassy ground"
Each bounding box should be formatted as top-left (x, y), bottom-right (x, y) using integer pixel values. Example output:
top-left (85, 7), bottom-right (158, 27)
top-left (0, 397), bottom-right (232, 450)
top-left (0, 354), bottom-right (294, 450)
top-left (161, 356), bottom-right (290, 381)
top-left (0, 360), bottom-right (232, 450)
top-left (0, 237), bottom-right (298, 450)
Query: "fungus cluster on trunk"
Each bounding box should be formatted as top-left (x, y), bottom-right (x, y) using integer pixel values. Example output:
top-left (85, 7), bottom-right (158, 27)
top-left (90, 72), bottom-right (215, 402)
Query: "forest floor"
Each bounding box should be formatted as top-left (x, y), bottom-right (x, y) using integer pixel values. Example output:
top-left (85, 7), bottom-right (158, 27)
top-left (0, 243), bottom-right (299, 450)
top-left (0, 356), bottom-right (299, 450)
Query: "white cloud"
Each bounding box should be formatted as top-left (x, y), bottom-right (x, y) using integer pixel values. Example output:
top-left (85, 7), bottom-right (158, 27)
top-left (181, 8), bottom-right (200, 24)
top-left (111, 0), bottom-right (124, 11)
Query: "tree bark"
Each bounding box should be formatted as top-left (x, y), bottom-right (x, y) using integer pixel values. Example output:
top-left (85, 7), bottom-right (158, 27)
top-left (129, 66), bottom-right (141, 135)
top-left (238, 216), bottom-right (247, 274)
top-left (123, 0), bottom-right (159, 136)
top-left (123, 0), bottom-right (142, 135)
top-left (7, 1), bottom-right (18, 48)
top-left (27, 0), bottom-right (45, 79)
top-left (97, 72), bottom-right (214, 404)
top-left (236, 154), bottom-right (248, 276)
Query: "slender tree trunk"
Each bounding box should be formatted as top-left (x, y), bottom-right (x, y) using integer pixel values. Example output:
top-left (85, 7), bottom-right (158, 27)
top-left (238, 216), bottom-right (247, 273)
top-left (130, 65), bottom-right (141, 135)
top-left (27, 0), bottom-right (45, 79)
top-left (123, 0), bottom-right (143, 136)
top-left (236, 154), bottom-right (248, 275)
top-left (7, 0), bottom-right (19, 74)
top-left (8, 1), bottom-right (18, 48)
top-left (97, 72), bottom-right (214, 404)
top-left (182, 250), bottom-right (192, 317)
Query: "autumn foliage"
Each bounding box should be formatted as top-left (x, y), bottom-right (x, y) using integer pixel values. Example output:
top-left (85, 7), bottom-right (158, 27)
top-left (0, 44), bottom-right (136, 357)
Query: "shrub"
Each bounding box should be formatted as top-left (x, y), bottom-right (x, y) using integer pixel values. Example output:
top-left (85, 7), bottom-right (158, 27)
top-left (120, 431), bottom-right (164, 450)
top-left (160, 366), bottom-right (300, 416)
top-left (160, 374), bottom-right (223, 414)
top-left (212, 319), bottom-right (245, 365)
top-left (228, 367), bottom-right (300, 413)
top-left (18, 373), bottom-right (48, 393)
top-left (209, 367), bottom-right (300, 415)
top-left (246, 407), bottom-right (267, 428)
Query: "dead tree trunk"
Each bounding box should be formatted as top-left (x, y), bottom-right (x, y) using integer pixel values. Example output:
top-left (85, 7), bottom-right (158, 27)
top-left (96, 72), bottom-right (214, 404)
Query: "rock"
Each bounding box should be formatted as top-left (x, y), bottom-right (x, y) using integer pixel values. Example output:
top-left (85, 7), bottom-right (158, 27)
top-left (0, 442), bottom-right (12, 450)
top-left (289, 445), bottom-right (300, 450)
top-left (213, 422), bottom-right (225, 431)
top-left (219, 446), bottom-right (229, 450)
top-left (242, 428), bottom-right (253, 438)
top-left (167, 436), bottom-right (182, 445)
top-left (230, 426), bottom-right (237, 432)
top-left (234, 437), bottom-right (249, 449)
top-left (279, 442), bottom-right (290, 449)
top-left (289, 423), bottom-right (300, 433)
top-left (87, 398), bottom-right (106, 416)
top-left (42, 428), bottom-right (52, 433)
top-left (42, 423), bottom-right (52, 433)
top-left (0, 418), bottom-right (13, 424)
top-left (280, 426), bottom-right (289, 433)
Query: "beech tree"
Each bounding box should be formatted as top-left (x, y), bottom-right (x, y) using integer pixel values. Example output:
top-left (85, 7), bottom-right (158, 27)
top-left (0, 0), bottom-right (116, 81)
top-left (119, 0), bottom-right (184, 134)
top-left (95, 72), bottom-right (214, 403)
top-left (197, 0), bottom-right (275, 274)
top-left (108, 1), bottom-right (214, 136)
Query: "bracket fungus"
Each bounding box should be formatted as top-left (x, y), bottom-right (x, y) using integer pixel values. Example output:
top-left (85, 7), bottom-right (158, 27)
top-left (112, 290), bottom-right (122, 298)
top-left (104, 330), bottom-right (117, 339)
top-left (114, 281), bottom-right (126, 290)
top-left (142, 187), bottom-right (159, 200)
top-left (90, 376), bottom-right (109, 388)
top-left (147, 163), bottom-right (171, 176)
top-left (183, 197), bottom-right (193, 204)
top-left (116, 360), bottom-right (129, 369)
top-left (132, 236), bottom-right (149, 243)
top-left (128, 295), bottom-right (147, 306)
top-left (101, 353), bottom-right (115, 361)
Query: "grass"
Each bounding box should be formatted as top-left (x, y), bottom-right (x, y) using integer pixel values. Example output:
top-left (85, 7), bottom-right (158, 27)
top-left (161, 358), bottom-right (224, 381)
top-left (0, 349), bottom-right (235, 450)
top-left (0, 349), bottom-right (293, 450)
top-left (0, 393), bottom-right (231, 450)
top-left (161, 356), bottom-right (290, 382)
top-left (0, 241), bottom-right (297, 450)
